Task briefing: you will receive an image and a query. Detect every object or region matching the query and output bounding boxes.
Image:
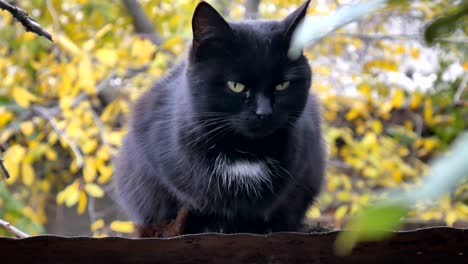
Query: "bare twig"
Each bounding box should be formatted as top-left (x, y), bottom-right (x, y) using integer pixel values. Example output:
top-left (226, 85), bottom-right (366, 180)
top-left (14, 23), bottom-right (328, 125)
top-left (31, 106), bottom-right (84, 168)
top-left (87, 196), bottom-right (97, 225)
top-left (0, 219), bottom-right (30, 238)
top-left (331, 33), bottom-right (422, 41)
top-left (0, 0), bottom-right (53, 41)
top-left (454, 74), bottom-right (467, 103)
top-left (0, 143), bottom-right (10, 179)
top-left (121, 0), bottom-right (162, 45)
top-left (45, 0), bottom-right (60, 33)
top-left (331, 33), bottom-right (468, 44)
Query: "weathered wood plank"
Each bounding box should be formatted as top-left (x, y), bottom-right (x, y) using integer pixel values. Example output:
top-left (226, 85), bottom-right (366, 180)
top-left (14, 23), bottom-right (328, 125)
top-left (1, 227), bottom-right (466, 263)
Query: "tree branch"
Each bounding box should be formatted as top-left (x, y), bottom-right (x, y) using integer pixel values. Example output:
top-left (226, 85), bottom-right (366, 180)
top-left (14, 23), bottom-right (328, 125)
top-left (0, 219), bottom-right (30, 238)
top-left (121, 0), bottom-right (162, 45)
top-left (31, 106), bottom-right (84, 169)
top-left (0, 0), bottom-right (53, 41)
top-left (0, 143), bottom-right (9, 179)
top-left (245, 0), bottom-right (260, 19)
top-left (331, 33), bottom-right (422, 41)
top-left (454, 74), bottom-right (467, 103)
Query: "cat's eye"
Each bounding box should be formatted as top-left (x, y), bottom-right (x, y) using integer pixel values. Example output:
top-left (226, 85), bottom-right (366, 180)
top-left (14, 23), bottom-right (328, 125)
top-left (275, 81), bottom-right (290, 92)
top-left (227, 81), bottom-right (246, 93)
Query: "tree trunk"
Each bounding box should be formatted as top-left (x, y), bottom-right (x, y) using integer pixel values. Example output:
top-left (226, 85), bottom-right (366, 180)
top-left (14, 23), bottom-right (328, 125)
top-left (121, 0), bottom-right (162, 45)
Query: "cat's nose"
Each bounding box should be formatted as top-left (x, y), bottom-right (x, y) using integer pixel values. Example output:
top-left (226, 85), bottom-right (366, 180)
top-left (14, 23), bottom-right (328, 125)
top-left (255, 94), bottom-right (272, 119)
top-left (256, 112), bottom-right (272, 119)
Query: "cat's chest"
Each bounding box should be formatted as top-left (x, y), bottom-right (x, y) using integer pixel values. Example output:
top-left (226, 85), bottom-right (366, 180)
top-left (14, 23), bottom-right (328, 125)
top-left (211, 153), bottom-right (278, 194)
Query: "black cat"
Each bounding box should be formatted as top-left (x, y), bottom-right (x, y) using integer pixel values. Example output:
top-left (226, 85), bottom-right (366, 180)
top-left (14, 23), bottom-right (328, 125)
top-left (114, 0), bottom-right (326, 234)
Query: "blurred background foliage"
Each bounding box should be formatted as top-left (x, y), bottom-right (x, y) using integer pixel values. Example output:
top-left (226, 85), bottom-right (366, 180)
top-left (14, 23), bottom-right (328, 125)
top-left (0, 0), bottom-right (466, 237)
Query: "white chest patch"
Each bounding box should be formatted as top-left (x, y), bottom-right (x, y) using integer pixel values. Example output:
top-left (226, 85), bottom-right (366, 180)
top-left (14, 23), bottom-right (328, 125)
top-left (213, 153), bottom-right (272, 195)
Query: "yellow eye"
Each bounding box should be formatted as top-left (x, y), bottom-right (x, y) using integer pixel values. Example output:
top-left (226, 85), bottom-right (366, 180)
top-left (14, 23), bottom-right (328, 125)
top-left (227, 81), bottom-right (245, 93)
top-left (275, 81), bottom-right (290, 91)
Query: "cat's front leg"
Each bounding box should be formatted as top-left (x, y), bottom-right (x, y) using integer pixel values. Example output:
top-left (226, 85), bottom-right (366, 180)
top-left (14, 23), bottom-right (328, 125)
top-left (136, 205), bottom-right (189, 238)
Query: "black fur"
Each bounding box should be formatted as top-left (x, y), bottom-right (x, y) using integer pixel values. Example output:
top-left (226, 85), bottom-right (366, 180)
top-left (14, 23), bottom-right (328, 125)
top-left (114, 0), bottom-right (325, 234)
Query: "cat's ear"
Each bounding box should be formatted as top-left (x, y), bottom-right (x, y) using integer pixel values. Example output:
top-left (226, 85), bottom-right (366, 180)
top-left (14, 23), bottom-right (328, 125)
top-left (192, 1), bottom-right (233, 47)
top-left (281, 0), bottom-right (310, 39)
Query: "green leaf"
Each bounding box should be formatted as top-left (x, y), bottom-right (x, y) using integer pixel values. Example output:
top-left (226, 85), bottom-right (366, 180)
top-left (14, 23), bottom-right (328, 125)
top-left (335, 203), bottom-right (408, 256)
top-left (424, 2), bottom-right (468, 45)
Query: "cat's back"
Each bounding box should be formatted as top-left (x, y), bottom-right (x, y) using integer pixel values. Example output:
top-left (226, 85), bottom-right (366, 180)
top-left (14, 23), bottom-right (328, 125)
top-left (129, 62), bottom-right (186, 132)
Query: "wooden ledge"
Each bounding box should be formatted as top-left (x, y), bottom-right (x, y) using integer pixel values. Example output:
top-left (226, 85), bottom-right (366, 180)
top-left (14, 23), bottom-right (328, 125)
top-left (1, 227), bottom-right (467, 263)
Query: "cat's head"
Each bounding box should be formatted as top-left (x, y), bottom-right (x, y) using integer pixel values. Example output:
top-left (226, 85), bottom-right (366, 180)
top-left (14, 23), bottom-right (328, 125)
top-left (187, 1), bottom-right (312, 138)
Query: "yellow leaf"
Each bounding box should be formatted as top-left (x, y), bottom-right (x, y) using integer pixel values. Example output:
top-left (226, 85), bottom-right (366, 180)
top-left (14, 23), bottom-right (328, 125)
top-left (97, 146), bottom-right (110, 161)
top-left (395, 44), bottom-right (405, 54)
top-left (20, 121), bottom-right (35, 136)
top-left (410, 47), bottom-right (420, 59)
top-left (313, 65), bottom-right (330, 77)
top-left (404, 120), bottom-right (414, 131)
top-left (463, 62), bottom-right (468, 71)
top-left (96, 49), bottom-right (118, 67)
top-left (131, 38), bottom-right (156, 61)
top-left (445, 211), bottom-right (457, 227)
top-left (110, 221), bottom-right (134, 233)
top-left (108, 131), bottom-right (125, 146)
top-left (378, 101), bottom-right (393, 120)
top-left (56, 190), bottom-right (66, 205)
top-left (59, 97), bottom-right (73, 111)
top-left (423, 138), bottom-right (439, 152)
top-left (78, 55), bottom-right (95, 94)
top-left (85, 183), bottom-right (104, 198)
top-left (162, 36), bottom-right (183, 54)
top-left (455, 204), bottom-right (468, 217)
top-left (364, 60), bottom-right (399, 72)
top-left (95, 24), bottom-right (112, 40)
top-left (91, 219), bottom-right (105, 231)
top-left (58, 72), bottom-right (74, 98)
top-left (0, 108), bottom-right (14, 127)
top-left (82, 39), bottom-right (96, 52)
top-left (12, 87), bottom-right (38, 108)
top-left (371, 121), bottom-right (383, 133)
top-left (306, 207), bottom-right (321, 219)
top-left (70, 159), bottom-right (79, 174)
top-left (337, 191), bottom-right (351, 202)
top-left (65, 185), bottom-right (80, 207)
top-left (392, 170), bottom-right (403, 182)
top-left (82, 140), bottom-right (98, 154)
top-left (119, 100), bottom-right (130, 114)
top-left (424, 99), bottom-right (433, 124)
top-left (335, 205), bottom-right (348, 220)
top-left (45, 148), bottom-right (58, 161)
top-left (100, 101), bottom-right (118, 122)
top-left (83, 157), bottom-right (97, 183)
top-left (97, 164), bottom-right (113, 184)
top-left (362, 167), bottom-right (379, 178)
top-left (56, 34), bottom-right (81, 55)
top-left (77, 191), bottom-right (87, 215)
top-left (391, 88), bottom-right (405, 108)
top-left (357, 83), bottom-right (372, 99)
top-left (21, 161), bottom-right (35, 186)
top-left (41, 181), bottom-right (51, 192)
top-left (23, 32), bottom-right (37, 41)
top-left (361, 133), bottom-right (377, 148)
top-left (3, 145), bottom-right (26, 183)
top-left (22, 206), bottom-right (40, 224)
top-left (421, 211), bottom-right (441, 221)
top-left (410, 93), bottom-right (423, 109)
top-left (0, 128), bottom-right (13, 145)
top-left (345, 109), bottom-right (359, 121)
